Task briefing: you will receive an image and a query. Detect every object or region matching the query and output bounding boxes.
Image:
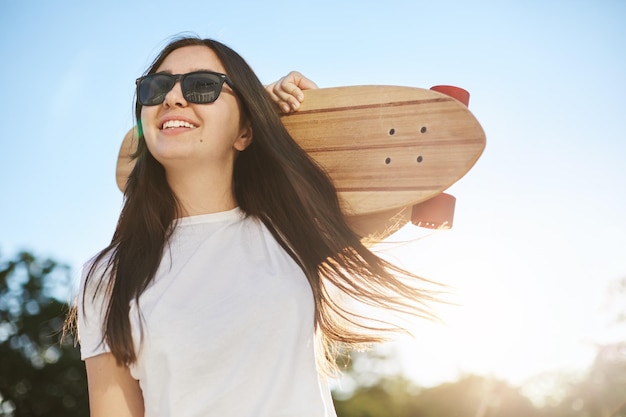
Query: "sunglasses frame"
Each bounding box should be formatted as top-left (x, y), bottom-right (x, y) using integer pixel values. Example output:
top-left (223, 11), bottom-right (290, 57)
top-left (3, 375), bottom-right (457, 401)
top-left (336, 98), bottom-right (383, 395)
top-left (136, 70), bottom-right (235, 106)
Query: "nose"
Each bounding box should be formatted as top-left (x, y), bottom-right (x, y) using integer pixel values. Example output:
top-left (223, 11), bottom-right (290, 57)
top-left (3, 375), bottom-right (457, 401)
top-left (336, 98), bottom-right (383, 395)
top-left (163, 80), bottom-right (187, 108)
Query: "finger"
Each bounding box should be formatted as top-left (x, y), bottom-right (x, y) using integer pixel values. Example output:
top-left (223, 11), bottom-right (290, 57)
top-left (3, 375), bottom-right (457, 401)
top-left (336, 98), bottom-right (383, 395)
top-left (264, 80), bottom-right (291, 113)
top-left (292, 72), bottom-right (318, 91)
top-left (268, 79), bottom-right (302, 113)
top-left (278, 71), bottom-right (318, 101)
top-left (265, 72), bottom-right (319, 113)
top-left (275, 73), bottom-right (317, 111)
top-left (274, 85), bottom-right (303, 111)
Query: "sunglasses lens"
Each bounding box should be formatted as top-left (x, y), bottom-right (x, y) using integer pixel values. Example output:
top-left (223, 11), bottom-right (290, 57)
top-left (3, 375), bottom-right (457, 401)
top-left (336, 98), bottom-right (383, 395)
top-left (137, 72), bottom-right (228, 106)
top-left (138, 74), bottom-right (175, 106)
top-left (183, 72), bottom-right (223, 104)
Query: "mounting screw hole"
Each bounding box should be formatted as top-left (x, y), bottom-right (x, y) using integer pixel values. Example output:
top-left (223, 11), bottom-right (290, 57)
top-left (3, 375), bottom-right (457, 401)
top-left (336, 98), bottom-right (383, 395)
top-left (417, 156), bottom-right (423, 163)
top-left (385, 157), bottom-right (391, 165)
top-left (389, 128), bottom-right (395, 135)
top-left (420, 126), bottom-right (427, 133)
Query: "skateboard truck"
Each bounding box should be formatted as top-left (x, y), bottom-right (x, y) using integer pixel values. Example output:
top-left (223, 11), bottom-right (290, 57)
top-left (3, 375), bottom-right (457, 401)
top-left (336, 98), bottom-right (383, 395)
top-left (410, 85), bottom-right (469, 229)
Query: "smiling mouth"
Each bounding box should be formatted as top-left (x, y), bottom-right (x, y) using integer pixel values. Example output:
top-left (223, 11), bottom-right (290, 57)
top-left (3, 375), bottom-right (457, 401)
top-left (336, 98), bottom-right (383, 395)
top-left (161, 120), bottom-right (198, 129)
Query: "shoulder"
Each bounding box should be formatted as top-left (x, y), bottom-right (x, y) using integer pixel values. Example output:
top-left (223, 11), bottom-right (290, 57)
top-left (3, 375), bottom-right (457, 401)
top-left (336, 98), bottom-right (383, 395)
top-left (77, 251), bottom-right (115, 360)
top-left (79, 250), bottom-right (115, 296)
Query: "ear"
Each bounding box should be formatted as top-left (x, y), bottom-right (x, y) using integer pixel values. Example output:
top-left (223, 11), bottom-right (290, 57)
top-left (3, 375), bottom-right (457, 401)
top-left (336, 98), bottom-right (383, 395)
top-left (233, 123), bottom-right (253, 151)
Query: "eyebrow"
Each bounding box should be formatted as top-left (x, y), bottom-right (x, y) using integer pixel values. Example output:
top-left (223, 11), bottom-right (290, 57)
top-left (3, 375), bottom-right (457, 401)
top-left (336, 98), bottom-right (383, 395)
top-left (155, 68), bottom-right (220, 74)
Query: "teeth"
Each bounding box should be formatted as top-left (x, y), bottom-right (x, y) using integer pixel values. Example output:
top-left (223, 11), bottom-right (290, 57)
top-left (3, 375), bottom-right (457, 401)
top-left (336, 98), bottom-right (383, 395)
top-left (162, 120), bottom-right (196, 129)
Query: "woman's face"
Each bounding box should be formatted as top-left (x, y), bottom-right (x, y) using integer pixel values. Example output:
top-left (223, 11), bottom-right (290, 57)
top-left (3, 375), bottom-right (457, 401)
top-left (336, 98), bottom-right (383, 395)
top-left (140, 45), bottom-right (252, 176)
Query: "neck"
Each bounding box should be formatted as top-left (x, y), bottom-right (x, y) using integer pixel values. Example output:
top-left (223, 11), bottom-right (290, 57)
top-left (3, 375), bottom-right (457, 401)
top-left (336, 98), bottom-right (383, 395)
top-left (165, 163), bottom-right (237, 217)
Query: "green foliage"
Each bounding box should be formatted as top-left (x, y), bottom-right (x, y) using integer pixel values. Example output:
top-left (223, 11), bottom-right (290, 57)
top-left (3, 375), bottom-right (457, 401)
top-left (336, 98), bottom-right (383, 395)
top-left (0, 251), bottom-right (87, 417)
top-left (332, 347), bottom-right (626, 417)
top-left (414, 375), bottom-right (540, 417)
top-left (334, 374), bottom-right (541, 417)
top-left (544, 343), bottom-right (626, 417)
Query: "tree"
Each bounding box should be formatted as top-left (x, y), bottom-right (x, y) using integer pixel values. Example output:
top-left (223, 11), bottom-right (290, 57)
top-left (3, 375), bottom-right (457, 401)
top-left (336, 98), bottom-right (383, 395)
top-left (412, 375), bottom-right (541, 417)
top-left (0, 251), bottom-right (87, 417)
top-left (545, 277), bottom-right (626, 417)
top-left (334, 372), bottom-right (542, 417)
top-left (332, 346), bottom-right (541, 417)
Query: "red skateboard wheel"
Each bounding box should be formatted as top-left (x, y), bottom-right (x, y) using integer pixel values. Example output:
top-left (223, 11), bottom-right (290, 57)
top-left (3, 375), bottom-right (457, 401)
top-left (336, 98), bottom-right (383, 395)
top-left (430, 85), bottom-right (470, 107)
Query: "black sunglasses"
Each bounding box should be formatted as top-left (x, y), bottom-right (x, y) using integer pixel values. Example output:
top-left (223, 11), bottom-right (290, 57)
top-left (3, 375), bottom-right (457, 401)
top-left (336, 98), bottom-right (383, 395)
top-left (136, 70), bottom-right (234, 106)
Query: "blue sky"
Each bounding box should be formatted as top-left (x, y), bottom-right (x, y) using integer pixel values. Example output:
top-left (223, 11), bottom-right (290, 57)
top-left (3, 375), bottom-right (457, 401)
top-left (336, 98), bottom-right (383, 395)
top-left (1, 0), bottom-right (625, 391)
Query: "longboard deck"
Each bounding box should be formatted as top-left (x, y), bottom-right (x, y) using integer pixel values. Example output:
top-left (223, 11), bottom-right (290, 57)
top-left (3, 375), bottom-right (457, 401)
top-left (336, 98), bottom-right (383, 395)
top-left (116, 85), bottom-right (485, 238)
top-left (280, 85), bottom-right (485, 216)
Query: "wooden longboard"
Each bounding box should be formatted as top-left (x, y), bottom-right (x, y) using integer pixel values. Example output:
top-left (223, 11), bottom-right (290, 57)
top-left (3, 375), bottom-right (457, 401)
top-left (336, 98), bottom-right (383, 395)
top-left (116, 85), bottom-right (485, 239)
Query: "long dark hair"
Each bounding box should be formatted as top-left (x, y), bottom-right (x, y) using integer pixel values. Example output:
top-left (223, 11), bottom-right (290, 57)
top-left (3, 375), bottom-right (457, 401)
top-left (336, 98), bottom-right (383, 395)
top-left (82, 36), bottom-right (440, 373)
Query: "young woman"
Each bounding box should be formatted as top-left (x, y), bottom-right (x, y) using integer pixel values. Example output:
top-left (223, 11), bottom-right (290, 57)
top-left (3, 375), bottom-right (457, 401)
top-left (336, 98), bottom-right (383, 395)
top-left (77, 36), bottom-right (438, 417)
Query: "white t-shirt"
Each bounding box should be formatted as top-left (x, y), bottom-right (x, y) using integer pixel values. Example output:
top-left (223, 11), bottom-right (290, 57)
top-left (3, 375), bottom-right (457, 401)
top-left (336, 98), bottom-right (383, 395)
top-left (78, 208), bottom-right (337, 417)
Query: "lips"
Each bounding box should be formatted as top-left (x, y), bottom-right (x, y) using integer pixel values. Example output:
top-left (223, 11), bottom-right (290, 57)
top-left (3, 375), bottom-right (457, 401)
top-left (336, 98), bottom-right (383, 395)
top-left (161, 119), bottom-right (198, 129)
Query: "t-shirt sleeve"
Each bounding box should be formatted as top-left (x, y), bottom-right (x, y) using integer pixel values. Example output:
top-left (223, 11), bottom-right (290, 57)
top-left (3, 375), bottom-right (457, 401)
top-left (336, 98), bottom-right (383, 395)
top-left (77, 259), bottom-right (112, 360)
